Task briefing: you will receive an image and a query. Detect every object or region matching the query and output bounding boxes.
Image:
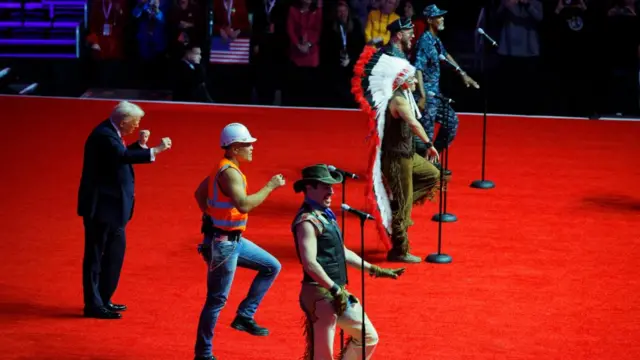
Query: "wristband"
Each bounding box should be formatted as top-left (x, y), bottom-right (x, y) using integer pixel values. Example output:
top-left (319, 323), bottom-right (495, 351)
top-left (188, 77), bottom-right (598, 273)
top-left (368, 265), bottom-right (379, 277)
top-left (425, 142), bottom-right (433, 149)
top-left (329, 283), bottom-right (340, 296)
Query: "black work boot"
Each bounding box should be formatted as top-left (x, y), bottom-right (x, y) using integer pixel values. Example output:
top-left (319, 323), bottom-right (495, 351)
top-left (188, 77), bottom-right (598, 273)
top-left (231, 316), bottom-right (269, 336)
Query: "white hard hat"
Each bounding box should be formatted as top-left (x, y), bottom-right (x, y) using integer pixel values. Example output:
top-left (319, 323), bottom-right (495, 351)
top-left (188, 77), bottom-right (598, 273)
top-left (220, 123), bottom-right (257, 147)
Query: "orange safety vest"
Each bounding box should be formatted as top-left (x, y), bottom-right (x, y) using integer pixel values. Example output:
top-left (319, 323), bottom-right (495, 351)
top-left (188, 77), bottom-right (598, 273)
top-left (205, 158), bottom-right (248, 232)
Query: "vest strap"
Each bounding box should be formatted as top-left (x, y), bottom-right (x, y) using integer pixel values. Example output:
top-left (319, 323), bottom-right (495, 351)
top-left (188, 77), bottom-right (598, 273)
top-left (207, 164), bottom-right (247, 209)
top-left (293, 211), bottom-right (325, 234)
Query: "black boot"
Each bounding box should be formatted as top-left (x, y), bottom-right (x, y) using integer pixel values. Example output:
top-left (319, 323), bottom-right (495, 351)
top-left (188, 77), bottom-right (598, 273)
top-left (231, 315), bottom-right (269, 336)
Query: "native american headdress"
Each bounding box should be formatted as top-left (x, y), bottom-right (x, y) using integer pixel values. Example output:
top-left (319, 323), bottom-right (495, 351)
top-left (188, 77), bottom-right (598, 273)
top-left (351, 46), bottom-right (422, 249)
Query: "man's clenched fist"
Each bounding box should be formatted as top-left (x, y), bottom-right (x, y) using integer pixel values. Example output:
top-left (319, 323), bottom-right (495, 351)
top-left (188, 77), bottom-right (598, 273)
top-left (268, 174), bottom-right (286, 190)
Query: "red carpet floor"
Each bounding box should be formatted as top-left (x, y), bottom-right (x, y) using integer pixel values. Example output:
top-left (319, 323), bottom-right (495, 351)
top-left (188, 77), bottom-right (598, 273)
top-left (1, 96), bottom-right (640, 360)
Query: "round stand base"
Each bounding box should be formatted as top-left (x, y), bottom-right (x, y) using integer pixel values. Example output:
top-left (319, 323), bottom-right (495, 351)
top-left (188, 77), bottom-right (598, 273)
top-left (432, 213), bottom-right (457, 222)
top-left (470, 179), bottom-right (495, 189)
top-left (425, 253), bottom-right (452, 264)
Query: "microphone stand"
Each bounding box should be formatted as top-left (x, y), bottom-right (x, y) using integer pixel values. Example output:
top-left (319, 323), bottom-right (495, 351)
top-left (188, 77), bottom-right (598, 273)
top-left (426, 149), bottom-right (453, 264)
top-left (432, 99), bottom-right (457, 223)
top-left (359, 214), bottom-right (367, 360)
top-left (426, 98), bottom-right (453, 264)
top-left (339, 177), bottom-right (347, 352)
top-left (470, 22), bottom-right (496, 190)
top-left (340, 207), bottom-right (370, 358)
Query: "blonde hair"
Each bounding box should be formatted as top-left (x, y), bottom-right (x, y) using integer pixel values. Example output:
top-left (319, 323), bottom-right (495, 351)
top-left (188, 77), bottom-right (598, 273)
top-left (110, 101), bottom-right (145, 123)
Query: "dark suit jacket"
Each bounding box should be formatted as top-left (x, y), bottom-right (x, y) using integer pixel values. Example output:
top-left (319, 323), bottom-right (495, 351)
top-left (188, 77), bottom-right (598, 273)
top-left (171, 60), bottom-right (213, 103)
top-left (77, 119), bottom-right (153, 226)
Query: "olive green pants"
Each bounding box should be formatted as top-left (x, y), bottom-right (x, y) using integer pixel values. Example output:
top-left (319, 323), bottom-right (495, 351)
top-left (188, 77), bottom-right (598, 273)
top-left (381, 152), bottom-right (440, 254)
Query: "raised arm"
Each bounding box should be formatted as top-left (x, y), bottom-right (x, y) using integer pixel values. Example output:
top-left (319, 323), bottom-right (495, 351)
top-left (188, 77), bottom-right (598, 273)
top-left (218, 168), bottom-right (282, 214)
top-left (99, 133), bottom-right (153, 164)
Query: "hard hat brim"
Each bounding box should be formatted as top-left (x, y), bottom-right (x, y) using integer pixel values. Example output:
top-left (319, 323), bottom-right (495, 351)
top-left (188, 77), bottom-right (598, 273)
top-left (222, 137), bottom-right (257, 147)
top-left (234, 136), bottom-right (257, 144)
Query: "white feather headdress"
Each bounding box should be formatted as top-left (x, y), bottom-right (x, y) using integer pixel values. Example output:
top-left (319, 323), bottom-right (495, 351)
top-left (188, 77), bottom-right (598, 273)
top-left (351, 46), bottom-right (421, 249)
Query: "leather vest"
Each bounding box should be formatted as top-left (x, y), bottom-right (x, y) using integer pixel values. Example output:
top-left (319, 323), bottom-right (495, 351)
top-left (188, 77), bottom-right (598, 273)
top-left (381, 101), bottom-right (414, 158)
top-left (292, 203), bottom-right (348, 286)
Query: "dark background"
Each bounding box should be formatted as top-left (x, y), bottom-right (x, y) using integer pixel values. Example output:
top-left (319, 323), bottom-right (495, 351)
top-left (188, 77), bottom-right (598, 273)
top-left (1, 0), bottom-right (638, 119)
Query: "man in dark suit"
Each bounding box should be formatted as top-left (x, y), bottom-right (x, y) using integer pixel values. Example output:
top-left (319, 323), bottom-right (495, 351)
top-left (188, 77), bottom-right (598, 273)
top-left (78, 101), bottom-right (173, 319)
top-left (171, 44), bottom-right (214, 103)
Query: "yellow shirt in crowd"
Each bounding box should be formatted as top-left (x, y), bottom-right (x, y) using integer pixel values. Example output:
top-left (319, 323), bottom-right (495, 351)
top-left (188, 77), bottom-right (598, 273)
top-left (364, 9), bottom-right (400, 45)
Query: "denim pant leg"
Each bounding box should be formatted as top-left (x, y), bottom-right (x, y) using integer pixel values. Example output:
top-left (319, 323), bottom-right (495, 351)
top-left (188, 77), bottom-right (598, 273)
top-left (194, 238), bottom-right (241, 357)
top-left (235, 238), bottom-right (281, 319)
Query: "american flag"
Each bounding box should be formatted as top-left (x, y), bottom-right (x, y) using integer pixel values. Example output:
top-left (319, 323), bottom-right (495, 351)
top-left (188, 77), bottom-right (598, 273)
top-left (209, 37), bottom-right (250, 65)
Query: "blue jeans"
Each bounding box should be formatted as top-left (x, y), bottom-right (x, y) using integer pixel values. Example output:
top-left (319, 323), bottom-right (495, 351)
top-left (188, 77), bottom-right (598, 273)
top-left (194, 236), bottom-right (281, 357)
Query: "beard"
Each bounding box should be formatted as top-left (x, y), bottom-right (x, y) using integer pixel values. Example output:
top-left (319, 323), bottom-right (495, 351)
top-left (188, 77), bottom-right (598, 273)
top-left (401, 38), bottom-right (411, 51)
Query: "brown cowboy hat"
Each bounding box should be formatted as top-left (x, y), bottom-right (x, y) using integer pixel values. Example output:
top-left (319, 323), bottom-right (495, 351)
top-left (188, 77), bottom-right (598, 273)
top-left (293, 164), bottom-right (343, 193)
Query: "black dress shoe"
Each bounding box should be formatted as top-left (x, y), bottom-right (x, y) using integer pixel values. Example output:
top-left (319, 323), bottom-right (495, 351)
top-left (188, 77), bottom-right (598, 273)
top-left (194, 356), bottom-right (216, 360)
top-left (83, 307), bottom-right (122, 319)
top-left (231, 316), bottom-right (269, 336)
top-left (106, 303), bottom-right (127, 312)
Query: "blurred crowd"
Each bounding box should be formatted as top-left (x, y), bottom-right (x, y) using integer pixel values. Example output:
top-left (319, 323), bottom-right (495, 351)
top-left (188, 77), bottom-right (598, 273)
top-left (85, 0), bottom-right (640, 116)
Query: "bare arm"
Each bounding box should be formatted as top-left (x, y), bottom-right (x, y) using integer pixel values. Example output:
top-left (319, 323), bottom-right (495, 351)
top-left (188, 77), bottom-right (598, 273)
top-left (219, 168), bottom-right (275, 214)
top-left (296, 221), bottom-right (337, 290)
top-left (445, 54), bottom-right (464, 74)
top-left (445, 52), bottom-right (469, 79)
top-left (194, 176), bottom-right (209, 213)
top-left (344, 247), bottom-right (373, 272)
top-left (446, 53), bottom-right (479, 88)
top-left (391, 96), bottom-right (432, 145)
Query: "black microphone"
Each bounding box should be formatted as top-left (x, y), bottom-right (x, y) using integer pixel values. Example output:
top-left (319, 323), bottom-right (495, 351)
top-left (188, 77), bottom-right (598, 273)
top-left (328, 165), bottom-right (359, 180)
top-left (476, 28), bottom-right (498, 47)
top-left (341, 204), bottom-right (375, 221)
top-left (427, 91), bottom-right (455, 104)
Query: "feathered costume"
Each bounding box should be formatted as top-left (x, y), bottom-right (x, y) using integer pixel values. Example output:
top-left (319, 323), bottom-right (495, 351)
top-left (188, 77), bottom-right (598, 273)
top-left (351, 46), bottom-right (423, 250)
